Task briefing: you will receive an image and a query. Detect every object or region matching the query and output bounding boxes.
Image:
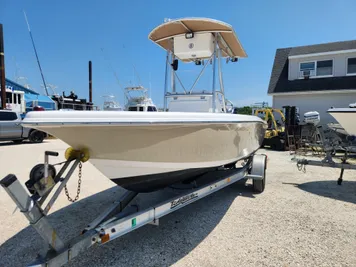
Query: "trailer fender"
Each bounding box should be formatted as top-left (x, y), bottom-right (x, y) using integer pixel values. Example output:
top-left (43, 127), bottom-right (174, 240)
top-left (247, 154), bottom-right (267, 180)
top-left (247, 154), bottom-right (267, 193)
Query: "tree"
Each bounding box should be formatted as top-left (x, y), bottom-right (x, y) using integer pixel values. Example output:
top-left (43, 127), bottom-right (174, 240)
top-left (233, 106), bottom-right (252, 115)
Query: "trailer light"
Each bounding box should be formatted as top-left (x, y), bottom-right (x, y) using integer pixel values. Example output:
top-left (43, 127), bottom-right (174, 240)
top-left (185, 32), bottom-right (194, 39)
top-left (100, 233), bottom-right (110, 244)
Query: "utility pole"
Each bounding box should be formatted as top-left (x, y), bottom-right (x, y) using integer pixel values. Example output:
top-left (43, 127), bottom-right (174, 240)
top-left (89, 61), bottom-right (92, 103)
top-left (0, 24), bottom-right (6, 109)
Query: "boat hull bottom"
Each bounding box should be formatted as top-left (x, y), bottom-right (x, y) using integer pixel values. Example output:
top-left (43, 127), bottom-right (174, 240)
top-left (111, 166), bottom-right (221, 193)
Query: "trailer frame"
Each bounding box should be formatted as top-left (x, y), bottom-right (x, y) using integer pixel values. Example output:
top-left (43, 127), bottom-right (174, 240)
top-left (0, 151), bottom-right (267, 267)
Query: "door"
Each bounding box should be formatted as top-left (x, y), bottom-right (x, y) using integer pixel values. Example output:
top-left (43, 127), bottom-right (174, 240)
top-left (0, 111), bottom-right (22, 139)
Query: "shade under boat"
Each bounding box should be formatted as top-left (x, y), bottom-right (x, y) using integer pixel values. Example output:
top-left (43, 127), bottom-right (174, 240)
top-left (148, 17), bottom-right (247, 60)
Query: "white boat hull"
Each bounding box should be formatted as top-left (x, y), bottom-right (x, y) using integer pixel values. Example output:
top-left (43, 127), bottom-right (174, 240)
top-left (328, 108), bottom-right (356, 136)
top-left (22, 111), bottom-right (267, 192)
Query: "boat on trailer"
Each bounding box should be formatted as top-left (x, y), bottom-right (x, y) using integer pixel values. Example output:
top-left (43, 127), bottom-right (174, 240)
top-left (21, 17), bottom-right (267, 193)
top-left (1, 17), bottom-right (268, 267)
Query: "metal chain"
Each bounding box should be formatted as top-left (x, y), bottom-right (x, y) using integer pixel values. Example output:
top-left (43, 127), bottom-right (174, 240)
top-left (64, 162), bottom-right (82, 202)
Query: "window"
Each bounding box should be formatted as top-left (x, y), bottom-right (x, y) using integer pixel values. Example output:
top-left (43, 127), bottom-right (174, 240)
top-left (128, 106), bottom-right (137, 111)
top-left (347, 57), bottom-right (356, 74)
top-left (299, 59), bottom-right (333, 78)
top-left (0, 111), bottom-right (17, 121)
top-left (316, 60), bottom-right (333, 76)
top-left (18, 94), bottom-right (21, 104)
top-left (300, 62), bottom-right (315, 71)
top-left (14, 94), bottom-right (17, 104)
top-left (139, 107), bottom-right (144, 111)
top-left (5, 92), bottom-right (11, 103)
top-left (147, 106), bottom-right (156, 112)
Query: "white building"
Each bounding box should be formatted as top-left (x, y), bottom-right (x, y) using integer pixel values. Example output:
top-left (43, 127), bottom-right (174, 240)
top-left (268, 39), bottom-right (356, 125)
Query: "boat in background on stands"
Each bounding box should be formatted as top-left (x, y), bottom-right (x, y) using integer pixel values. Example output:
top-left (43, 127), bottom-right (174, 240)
top-left (101, 95), bottom-right (123, 111)
top-left (124, 86), bottom-right (157, 112)
top-left (22, 17), bottom-right (267, 193)
top-left (328, 102), bottom-right (356, 136)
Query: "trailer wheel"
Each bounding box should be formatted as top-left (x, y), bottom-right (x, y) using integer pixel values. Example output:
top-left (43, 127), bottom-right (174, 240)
top-left (29, 130), bottom-right (45, 143)
top-left (253, 176), bottom-right (265, 193)
top-left (250, 154), bottom-right (267, 193)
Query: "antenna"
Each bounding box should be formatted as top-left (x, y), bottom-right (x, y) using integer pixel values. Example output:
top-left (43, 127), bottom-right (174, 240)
top-left (23, 10), bottom-right (49, 96)
top-left (132, 64), bottom-right (142, 86)
top-left (42, 83), bottom-right (57, 95)
top-left (100, 47), bottom-right (124, 91)
top-left (12, 56), bottom-right (19, 81)
top-left (149, 71), bottom-right (152, 98)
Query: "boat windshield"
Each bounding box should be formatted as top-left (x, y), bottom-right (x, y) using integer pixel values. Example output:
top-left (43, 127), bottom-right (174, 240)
top-left (148, 106), bottom-right (157, 112)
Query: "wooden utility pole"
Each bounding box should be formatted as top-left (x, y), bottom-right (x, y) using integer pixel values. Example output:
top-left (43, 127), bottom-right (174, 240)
top-left (89, 61), bottom-right (92, 103)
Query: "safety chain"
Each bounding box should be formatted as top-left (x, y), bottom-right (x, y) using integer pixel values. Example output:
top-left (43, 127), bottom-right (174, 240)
top-left (64, 162), bottom-right (82, 202)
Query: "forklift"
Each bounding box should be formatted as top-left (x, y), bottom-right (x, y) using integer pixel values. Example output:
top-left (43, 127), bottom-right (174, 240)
top-left (254, 108), bottom-right (286, 151)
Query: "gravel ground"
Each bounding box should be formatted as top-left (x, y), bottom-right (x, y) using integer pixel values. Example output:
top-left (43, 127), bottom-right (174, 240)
top-left (0, 139), bottom-right (355, 267)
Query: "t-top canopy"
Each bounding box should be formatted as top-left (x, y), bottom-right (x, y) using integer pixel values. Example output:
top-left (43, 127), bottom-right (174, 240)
top-left (148, 17), bottom-right (247, 60)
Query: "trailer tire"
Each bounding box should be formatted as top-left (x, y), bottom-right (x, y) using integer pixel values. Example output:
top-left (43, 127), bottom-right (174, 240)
top-left (29, 130), bottom-right (45, 143)
top-left (253, 176), bottom-right (265, 193)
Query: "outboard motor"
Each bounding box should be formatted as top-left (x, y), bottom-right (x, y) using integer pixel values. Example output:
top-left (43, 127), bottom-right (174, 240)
top-left (303, 111), bottom-right (320, 126)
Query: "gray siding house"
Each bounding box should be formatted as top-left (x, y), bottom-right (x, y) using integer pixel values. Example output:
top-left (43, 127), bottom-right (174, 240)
top-left (267, 40), bottom-right (356, 125)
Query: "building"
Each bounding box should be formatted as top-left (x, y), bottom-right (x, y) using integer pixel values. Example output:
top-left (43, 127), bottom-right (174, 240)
top-left (2, 78), bottom-right (95, 114)
top-left (267, 39), bottom-right (356, 125)
top-left (3, 78), bottom-right (56, 113)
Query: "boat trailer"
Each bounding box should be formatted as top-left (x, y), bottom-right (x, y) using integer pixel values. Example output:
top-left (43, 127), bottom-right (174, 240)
top-left (0, 149), bottom-right (267, 267)
top-left (294, 150), bottom-right (356, 185)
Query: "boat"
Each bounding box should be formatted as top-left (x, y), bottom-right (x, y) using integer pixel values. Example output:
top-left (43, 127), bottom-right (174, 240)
top-left (51, 91), bottom-right (95, 111)
top-left (102, 95), bottom-right (123, 111)
top-left (124, 85), bottom-right (157, 112)
top-left (22, 17), bottom-right (267, 193)
top-left (328, 103), bottom-right (356, 136)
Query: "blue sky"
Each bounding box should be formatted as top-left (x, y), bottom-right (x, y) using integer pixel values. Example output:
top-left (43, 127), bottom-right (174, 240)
top-left (1, 0), bottom-right (356, 109)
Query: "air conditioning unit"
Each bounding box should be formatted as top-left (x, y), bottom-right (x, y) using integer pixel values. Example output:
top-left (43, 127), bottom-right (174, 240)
top-left (302, 70), bottom-right (310, 79)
